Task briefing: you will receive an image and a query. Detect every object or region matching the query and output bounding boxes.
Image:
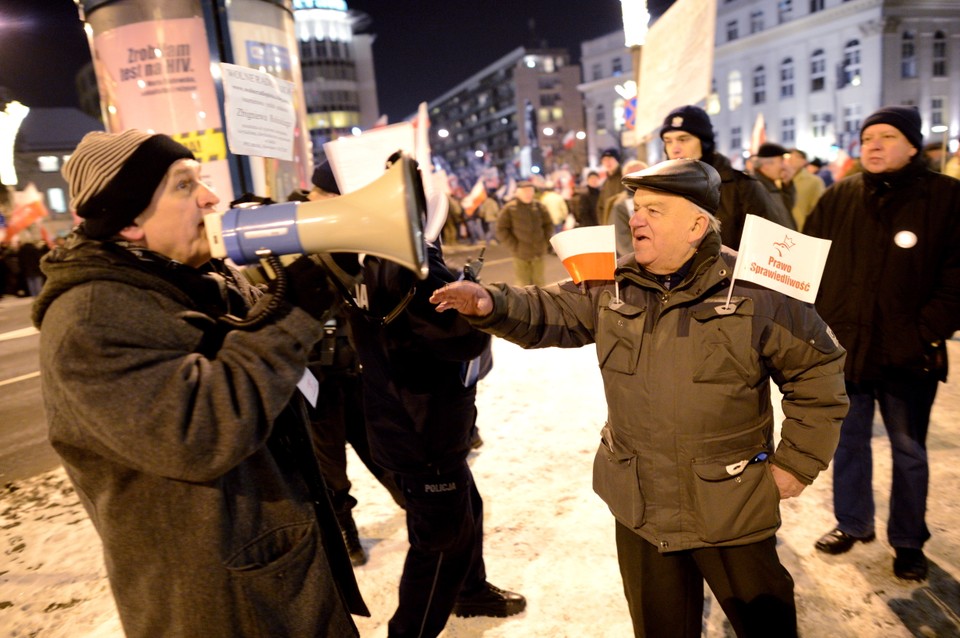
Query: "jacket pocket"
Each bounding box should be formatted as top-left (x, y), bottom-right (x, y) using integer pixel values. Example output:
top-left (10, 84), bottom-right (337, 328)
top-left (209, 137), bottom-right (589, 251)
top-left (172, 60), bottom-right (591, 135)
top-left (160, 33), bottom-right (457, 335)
top-left (592, 425), bottom-right (644, 528)
top-left (596, 302), bottom-right (646, 374)
top-left (226, 521), bottom-right (348, 636)
top-left (690, 449), bottom-right (780, 544)
top-left (690, 302), bottom-right (759, 386)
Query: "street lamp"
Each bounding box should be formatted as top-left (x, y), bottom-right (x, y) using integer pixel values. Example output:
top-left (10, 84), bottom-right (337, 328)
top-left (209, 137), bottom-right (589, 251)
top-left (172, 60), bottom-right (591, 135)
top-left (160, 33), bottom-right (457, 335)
top-left (620, 0), bottom-right (650, 162)
top-left (932, 124), bottom-right (948, 172)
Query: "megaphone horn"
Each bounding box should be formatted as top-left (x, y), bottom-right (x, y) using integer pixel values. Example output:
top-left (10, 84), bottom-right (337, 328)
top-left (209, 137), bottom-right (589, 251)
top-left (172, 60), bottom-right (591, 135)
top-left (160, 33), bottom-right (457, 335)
top-left (205, 154), bottom-right (428, 279)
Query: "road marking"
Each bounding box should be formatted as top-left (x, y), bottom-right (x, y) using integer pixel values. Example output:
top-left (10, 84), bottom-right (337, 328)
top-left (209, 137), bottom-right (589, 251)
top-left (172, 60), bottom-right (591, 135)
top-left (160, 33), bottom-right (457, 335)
top-left (0, 327), bottom-right (39, 342)
top-left (0, 371), bottom-right (40, 387)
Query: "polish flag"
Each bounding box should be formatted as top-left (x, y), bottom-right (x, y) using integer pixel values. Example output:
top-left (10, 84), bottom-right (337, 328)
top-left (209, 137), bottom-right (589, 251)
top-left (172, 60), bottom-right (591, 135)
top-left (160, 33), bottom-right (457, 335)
top-left (749, 112), bottom-right (767, 156)
top-left (461, 177), bottom-right (487, 216)
top-left (550, 225), bottom-right (617, 284)
top-left (731, 214), bottom-right (831, 304)
top-left (4, 185), bottom-right (49, 242)
top-left (562, 129), bottom-right (576, 150)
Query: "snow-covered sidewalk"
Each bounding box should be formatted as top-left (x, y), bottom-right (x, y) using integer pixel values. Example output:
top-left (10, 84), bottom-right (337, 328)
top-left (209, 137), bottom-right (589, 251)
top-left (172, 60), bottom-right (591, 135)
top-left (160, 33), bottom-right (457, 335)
top-left (3, 339), bottom-right (960, 636)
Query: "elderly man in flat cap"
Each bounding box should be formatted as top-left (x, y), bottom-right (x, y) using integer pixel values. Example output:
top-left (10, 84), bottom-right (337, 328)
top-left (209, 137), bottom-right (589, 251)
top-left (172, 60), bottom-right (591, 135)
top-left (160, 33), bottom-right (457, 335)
top-left (805, 105), bottom-right (960, 582)
top-left (431, 159), bottom-right (848, 638)
top-left (31, 129), bottom-right (368, 637)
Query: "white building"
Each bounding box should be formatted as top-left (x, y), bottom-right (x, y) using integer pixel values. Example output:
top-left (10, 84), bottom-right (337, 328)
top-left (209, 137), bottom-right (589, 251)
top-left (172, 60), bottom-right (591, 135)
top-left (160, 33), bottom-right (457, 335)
top-left (577, 31), bottom-right (634, 169)
top-left (709, 0), bottom-right (960, 166)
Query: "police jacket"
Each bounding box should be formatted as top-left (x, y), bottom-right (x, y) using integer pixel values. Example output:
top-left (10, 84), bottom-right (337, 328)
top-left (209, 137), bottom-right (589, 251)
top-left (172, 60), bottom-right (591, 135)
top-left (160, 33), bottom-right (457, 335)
top-left (471, 231), bottom-right (848, 552)
top-left (347, 242), bottom-right (490, 474)
top-left (31, 231), bottom-right (365, 637)
top-left (804, 157), bottom-right (960, 383)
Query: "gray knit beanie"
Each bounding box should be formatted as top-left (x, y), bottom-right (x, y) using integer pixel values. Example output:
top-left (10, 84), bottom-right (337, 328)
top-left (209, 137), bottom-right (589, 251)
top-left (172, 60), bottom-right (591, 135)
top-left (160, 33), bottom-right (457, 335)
top-left (63, 129), bottom-right (195, 238)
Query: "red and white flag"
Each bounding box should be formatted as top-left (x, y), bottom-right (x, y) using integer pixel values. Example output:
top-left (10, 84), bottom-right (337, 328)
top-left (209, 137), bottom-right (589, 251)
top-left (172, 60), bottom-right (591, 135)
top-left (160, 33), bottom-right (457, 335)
top-left (4, 185), bottom-right (49, 242)
top-left (562, 129), bottom-right (576, 150)
top-left (461, 178), bottom-right (487, 216)
top-left (550, 225), bottom-right (617, 284)
top-left (749, 112), bottom-right (767, 156)
top-left (731, 214), bottom-right (831, 304)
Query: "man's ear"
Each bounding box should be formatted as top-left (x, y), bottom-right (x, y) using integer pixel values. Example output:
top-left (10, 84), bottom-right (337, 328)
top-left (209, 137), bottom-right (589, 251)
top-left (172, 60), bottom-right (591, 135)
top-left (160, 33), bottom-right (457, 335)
top-left (118, 224), bottom-right (145, 242)
top-left (688, 212), bottom-right (709, 243)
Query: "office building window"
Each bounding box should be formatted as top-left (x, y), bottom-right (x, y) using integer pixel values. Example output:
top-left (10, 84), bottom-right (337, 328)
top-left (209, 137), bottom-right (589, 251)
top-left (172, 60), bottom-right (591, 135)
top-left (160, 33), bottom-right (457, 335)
top-left (812, 112), bottom-right (829, 137)
top-left (37, 156), bottom-right (60, 172)
top-left (612, 57), bottom-right (623, 76)
top-left (810, 49), bottom-right (826, 91)
top-left (778, 0), bottom-right (793, 24)
top-left (841, 39), bottom-right (861, 87)
top-left (731, 126), bottom-right (743, 152)
top-left (728, 70), bottom-right (743, 111)
top-left (782, 118), bottom-right (795, 144)
top-left (750, 10), bottom-right (764, 34)
top-left (932, 97), bottom-right (945, 127)
top-left (933, 31), bottom-right (947, 77)
top-left (843, 104), bottom-right (861, 138)
top-left (902, 31), bottom-right (917, 78)
top-left (592, 63), bottom-right (602, 81)
top-left (752, 66), bottom-right (766, 105)
top-left (810, 0), bottom-right (824, 12)
top-left (727, 20), bottom-right (738, 42)
top-left (780, 58), bottom-right (794, 98)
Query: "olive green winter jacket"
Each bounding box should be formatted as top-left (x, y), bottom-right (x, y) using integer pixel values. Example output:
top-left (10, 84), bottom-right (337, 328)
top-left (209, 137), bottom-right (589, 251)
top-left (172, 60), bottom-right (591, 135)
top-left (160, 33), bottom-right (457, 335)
top-left (472, 231), bottom-right (848, 552)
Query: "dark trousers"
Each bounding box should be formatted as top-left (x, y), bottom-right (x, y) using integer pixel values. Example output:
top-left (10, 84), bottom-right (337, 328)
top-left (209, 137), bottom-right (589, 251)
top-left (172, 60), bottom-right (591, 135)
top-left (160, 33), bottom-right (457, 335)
top-left (388, 462), bottom-right (486, 638)
top-left (615, 521), bottom-right (796, 638)
top-left (833, 376), bottom-right (938, 548)
top-left (310, 372), bottom-right (404, 511)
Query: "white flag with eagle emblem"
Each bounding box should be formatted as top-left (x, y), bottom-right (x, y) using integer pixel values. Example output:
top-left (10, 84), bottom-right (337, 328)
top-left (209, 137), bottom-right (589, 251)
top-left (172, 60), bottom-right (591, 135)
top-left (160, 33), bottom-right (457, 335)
top-left (731, 214), bottom-right (832, 304)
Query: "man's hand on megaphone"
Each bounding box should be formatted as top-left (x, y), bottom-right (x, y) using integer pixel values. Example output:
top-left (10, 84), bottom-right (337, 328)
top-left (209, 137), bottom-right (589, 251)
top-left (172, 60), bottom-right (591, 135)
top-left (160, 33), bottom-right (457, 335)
top-left (430, 281), bottom-right (493, 317)
top-left (283, 255), bottom-right (336, 321)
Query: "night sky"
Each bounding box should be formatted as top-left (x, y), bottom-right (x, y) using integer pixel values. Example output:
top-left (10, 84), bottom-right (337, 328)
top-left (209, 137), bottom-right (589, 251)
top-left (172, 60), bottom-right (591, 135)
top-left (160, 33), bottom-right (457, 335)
top-left (0, 0), bottom-right (674, 122)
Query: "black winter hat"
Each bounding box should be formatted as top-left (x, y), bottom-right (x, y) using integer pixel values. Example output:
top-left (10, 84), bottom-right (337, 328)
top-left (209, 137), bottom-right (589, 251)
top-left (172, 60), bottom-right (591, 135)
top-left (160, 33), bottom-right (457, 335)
top-left (660, 105), bottom-right (716, 156)
top-left (861, 105), bottom-right (923, 150)
top-left (621, 159), bottom-right (721, 215)
top-left (311, 160), bottom-right (341, 195)
top-left (756, 142), bottom-right (788, 158)
top-left (600, 148), bottom-right (621, 163)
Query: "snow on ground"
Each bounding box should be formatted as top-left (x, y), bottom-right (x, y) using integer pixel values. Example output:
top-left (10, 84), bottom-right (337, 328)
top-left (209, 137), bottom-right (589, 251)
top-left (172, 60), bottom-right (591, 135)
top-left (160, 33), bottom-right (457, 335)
top-left (3, 338), bottom-right (960, 637)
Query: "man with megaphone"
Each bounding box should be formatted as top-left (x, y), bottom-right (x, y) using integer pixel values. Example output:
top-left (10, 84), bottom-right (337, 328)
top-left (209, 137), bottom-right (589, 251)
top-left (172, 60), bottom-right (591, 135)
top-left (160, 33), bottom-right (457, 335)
top-left (31, 129), bottom-right (367, 637)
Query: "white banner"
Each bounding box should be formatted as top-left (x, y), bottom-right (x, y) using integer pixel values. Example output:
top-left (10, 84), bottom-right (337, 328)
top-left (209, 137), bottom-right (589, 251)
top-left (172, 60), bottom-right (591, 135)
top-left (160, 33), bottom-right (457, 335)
top-left (732, 214), bottom-right (831, 304)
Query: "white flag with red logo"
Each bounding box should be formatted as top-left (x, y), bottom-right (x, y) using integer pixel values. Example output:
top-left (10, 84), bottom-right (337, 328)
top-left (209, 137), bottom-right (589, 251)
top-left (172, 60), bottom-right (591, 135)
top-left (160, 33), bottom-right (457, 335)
top-left (732, 214), bottom-right (831, 304)
top-left (550, 225), bottom-right (617, 284)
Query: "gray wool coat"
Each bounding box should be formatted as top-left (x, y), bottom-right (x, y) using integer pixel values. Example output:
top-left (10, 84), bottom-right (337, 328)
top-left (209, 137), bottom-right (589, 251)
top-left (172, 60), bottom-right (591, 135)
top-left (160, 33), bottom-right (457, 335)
top-left (32, 233), bottom-right (364, 637)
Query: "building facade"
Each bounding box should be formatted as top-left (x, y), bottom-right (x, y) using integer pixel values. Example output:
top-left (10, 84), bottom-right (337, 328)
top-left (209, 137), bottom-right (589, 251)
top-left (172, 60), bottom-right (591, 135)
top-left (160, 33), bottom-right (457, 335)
top-left (577, 31), bottom-right (634, 170)
top-left (426, 47), bottom-right (585, 182)
top-left (294, 0), bottom-right (379, 163)
top-left (707, 0), bottom-right (959, 166)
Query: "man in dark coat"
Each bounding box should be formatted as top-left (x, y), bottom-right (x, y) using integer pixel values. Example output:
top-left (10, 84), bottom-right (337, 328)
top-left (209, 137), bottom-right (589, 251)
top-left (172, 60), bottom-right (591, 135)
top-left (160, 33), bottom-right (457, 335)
top-left (32, 129), bottom-right (367, 637)
top-left (660, 105), bottom-right (795, 248)
top-left (750, 142), bottom-right (797, 230)
top-left (805, 106), bottom-right (960, 582)
top-left (346, 239), bottom-right (525, 637)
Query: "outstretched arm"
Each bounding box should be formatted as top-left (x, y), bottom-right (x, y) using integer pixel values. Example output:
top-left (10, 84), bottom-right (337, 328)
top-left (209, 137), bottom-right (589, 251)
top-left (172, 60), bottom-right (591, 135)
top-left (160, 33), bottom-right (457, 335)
top-left (430, 281), bottom-right (494, 316)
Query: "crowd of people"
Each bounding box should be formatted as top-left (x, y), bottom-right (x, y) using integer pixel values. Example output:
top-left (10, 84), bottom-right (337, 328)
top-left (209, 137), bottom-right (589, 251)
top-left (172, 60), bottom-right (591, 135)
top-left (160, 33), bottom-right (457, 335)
top-left (0, 238), bottom-right (54, 299)
top-left (17, 100), bottom-right (960, 638)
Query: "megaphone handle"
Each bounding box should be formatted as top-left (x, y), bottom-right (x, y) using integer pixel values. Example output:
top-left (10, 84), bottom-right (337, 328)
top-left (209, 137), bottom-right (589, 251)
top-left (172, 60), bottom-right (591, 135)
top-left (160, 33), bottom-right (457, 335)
top-left (218, 253), bottom-right (288, 330)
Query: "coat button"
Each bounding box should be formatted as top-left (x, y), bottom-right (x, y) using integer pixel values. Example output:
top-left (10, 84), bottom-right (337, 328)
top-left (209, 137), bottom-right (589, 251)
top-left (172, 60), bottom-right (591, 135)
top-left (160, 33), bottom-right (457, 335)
top-left (660, 541), bottom-right (669, 549)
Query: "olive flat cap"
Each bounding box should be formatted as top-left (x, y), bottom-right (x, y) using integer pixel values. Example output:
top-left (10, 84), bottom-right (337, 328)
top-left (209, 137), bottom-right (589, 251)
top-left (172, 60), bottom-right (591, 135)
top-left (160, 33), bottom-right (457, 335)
top-left (621, 158), bottom-right (721, 214)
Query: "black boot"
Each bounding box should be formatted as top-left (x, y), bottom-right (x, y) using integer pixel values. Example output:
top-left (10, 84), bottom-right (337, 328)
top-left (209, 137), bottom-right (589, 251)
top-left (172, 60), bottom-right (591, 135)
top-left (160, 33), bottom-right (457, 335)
top-left (335, 509), bottom-right (368, 567)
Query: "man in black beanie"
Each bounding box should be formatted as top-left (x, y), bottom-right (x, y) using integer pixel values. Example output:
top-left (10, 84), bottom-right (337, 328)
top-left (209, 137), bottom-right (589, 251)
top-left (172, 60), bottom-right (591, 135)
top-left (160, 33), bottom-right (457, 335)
top-left (32, 129), bottom-right (368, 636)
top-left (660, 105), bottom-right (794, 248)
top-left (806, 105), bottom-right (960, 582)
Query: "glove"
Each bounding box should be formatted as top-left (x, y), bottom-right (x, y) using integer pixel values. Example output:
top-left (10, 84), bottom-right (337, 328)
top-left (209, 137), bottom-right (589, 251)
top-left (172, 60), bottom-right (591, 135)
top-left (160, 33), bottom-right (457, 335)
top-left (282, 255), bottom-right (336, 321)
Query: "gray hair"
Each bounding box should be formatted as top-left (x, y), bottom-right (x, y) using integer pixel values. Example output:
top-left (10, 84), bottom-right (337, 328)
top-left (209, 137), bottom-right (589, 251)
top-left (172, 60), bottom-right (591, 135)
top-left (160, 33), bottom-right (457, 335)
top-left (692, 202), bottom-right (722, 236)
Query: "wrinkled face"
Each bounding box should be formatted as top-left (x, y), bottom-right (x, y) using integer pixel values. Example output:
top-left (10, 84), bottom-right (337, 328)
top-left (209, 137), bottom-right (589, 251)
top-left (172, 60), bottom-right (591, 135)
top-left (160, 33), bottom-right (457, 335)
top-left (133, 159), bottom-right (220, 267)
top-left (860, 123), bottom-right (917, 173)
top-left (757, 155), bottom-right (785, 182)
top-left (515, 185), bottom-right (535, 204)
top-left (629, 189), bottom-right (707, 275)
top-left (662, 131), bottom-right (703, 161)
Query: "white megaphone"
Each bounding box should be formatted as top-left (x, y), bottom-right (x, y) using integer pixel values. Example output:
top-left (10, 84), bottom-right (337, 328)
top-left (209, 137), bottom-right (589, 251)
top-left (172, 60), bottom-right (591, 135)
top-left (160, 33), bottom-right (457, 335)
top-left (204, 154), bottom-right (429, 279)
